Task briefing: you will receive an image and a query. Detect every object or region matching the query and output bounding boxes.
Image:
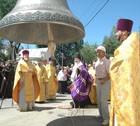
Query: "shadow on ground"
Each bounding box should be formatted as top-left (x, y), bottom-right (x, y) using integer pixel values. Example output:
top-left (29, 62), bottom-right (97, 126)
top-left (56, 94), bottom-right (68, 97)
top-left (0, 106), bottom-right (16, 110)
top-left (46, 116), bottom-right (102, 126)
top-left (45, 98), bottom-right (72, 104)
top-left (34, 106), bottom-right (55, 111)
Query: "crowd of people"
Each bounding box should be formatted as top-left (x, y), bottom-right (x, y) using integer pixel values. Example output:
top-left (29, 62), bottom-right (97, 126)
top-left (0, 18), bottom-right (140, 126)
top-left (0, 60), bottom-right (16, 98)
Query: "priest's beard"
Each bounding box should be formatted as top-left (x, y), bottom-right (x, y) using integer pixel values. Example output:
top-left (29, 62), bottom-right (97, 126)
top-left (49, 62), bottom-right (53, 65)
top-left (117, 34), bottom-right (122, 41)
top-left (74, 62), bottom-right (80, 68)
top-left (24, 57), bottom-right (29, 61)
top-left (117, 32), bottom-right (124, 42)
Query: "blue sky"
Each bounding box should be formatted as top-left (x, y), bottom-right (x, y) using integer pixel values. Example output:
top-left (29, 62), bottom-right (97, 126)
top-left (68, 0), bottom-right (140, 45)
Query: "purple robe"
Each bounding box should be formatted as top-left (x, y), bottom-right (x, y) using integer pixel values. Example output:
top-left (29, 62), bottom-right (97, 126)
top-left (70, 64), bottom-right (93, 102)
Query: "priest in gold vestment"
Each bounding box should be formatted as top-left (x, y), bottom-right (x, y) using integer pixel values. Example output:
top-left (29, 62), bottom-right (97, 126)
top-left (110, 19), bottom-right (140, 126)
top-left (13, 50), bottom-right (40, 112)
top-left (35, 59), bottom-right (48, 102)
top-left (88, 61), bottom-right (97, 104)
top-left (45, 57), bottom-right (58, 99)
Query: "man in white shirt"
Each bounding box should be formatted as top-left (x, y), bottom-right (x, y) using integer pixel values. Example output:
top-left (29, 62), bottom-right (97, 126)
top-left (95, 46), bottom-right (110, 125)
top-left (57, 67), bottom-right (67, 94)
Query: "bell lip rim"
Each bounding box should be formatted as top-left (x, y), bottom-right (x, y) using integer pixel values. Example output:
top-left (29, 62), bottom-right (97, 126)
top-left (0, 20), bottom-right (85, 32)
top-left (0, 35), bottom-right (85, 45)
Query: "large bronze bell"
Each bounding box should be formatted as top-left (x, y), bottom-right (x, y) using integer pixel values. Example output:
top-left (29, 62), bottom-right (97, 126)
top-left (0, 0), bottom-right (85, 46)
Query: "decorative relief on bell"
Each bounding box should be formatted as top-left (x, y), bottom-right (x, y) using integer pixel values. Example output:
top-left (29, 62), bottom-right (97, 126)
top-left (0, 11), bottom-right (84, 30)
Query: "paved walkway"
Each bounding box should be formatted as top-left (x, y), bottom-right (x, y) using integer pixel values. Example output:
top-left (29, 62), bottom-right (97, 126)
top-left (0, 94), bottom-right (104, 126)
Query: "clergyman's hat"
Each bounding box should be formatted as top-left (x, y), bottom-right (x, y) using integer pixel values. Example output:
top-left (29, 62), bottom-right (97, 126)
top-left (22, 50), bottom-right (29, 55)
top-left (117, 18), bottom-right (133, 32)
top-left (48, 57), bottom-right (54, 61)
top-left (74, 52), bottom-right (81, 60)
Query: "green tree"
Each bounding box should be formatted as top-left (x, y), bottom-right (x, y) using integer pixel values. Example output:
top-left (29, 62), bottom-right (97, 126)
top-left (0, 51), bottom-right (7, 61)
top-left (0, 0), bottom-right (16, 19)
top-left (80, 42), bottom-right (98, 64)
top-left (102, 26), bottom-right (121, 58)
top-left (55, 40), bottom-right (84, 66)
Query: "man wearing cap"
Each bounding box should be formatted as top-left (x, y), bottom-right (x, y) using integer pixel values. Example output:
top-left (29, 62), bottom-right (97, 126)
top-left (45, 57), bottom-right (58, 99)
top-left (95, 46), bottom-right (110, 125)
top-left (110, 19), bottom-right (140, 126)
top-left (13, 50), bottom-right (40, 112)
